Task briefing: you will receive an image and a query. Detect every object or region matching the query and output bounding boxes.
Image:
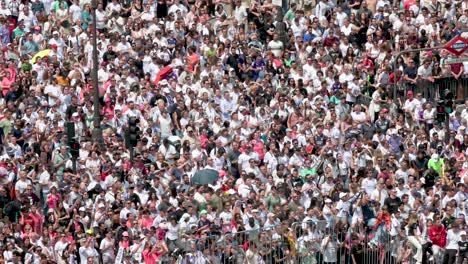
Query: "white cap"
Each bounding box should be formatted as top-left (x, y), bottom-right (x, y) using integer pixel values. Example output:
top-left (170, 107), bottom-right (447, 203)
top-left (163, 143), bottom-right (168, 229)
top-left (339, 192), bottom-right (348, 199)
top-left (180, 213), bottom-right (190, 221)
top-left (325, 199), bottom-right (332, 203)
top-left (159, 79), bottom-right (169, 86)
top-left (52, 31), bottom-right (59, 35)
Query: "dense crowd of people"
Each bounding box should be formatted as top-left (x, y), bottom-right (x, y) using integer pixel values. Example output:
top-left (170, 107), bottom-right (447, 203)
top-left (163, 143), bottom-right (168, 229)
top-left (0, 0), bottom-right (467, 263)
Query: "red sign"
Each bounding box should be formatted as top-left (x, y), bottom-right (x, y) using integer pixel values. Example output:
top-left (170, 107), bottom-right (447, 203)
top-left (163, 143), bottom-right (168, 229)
top-left (445, 36), bottom-right (468, 56)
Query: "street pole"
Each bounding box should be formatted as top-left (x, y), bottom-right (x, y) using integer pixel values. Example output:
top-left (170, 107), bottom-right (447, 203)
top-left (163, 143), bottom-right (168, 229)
top-left (91, 0), bottom-right (105, 150)
top-left (72, 157), bottom-right (77, 173)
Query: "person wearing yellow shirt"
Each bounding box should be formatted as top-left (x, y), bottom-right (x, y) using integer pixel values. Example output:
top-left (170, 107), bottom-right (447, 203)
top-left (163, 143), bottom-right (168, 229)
top-left (428, 154), bottom-right (445, 177)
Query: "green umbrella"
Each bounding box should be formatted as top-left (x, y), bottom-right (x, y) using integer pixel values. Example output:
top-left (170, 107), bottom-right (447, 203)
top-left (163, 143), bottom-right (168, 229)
top-left (191, 169), bottom-right (220, 185)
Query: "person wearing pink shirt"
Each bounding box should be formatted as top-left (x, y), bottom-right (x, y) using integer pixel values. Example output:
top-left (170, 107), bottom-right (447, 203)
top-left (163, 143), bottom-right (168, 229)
top-left (1, 70), bottom-right (14, 97)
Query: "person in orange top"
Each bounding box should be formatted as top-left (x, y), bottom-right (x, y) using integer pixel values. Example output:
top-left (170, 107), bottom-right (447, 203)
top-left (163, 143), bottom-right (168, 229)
top-left (185, 46), bottom-right (199, 73)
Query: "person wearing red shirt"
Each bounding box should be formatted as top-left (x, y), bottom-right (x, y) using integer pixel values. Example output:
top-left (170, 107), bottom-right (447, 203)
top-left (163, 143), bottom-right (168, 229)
top-left (18, 209), bottom-right (34, 232)
top-left (362, 53), bottom-right (375, 73)
top-left (429, 218), bottom-right (447, 262)
top-left (389, 70), bottom-right (402, 84)
top-left (28, 204), bottom-right (44, 234)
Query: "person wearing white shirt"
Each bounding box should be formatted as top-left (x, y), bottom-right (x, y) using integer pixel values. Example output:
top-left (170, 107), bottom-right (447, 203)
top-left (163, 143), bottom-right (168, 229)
top-left (106, 0), bottom-right (121, 14)
top-left (340, 19), bottom-right (354, 36)
top-left (444, 224), bottom-right (464, 263)
top-left (219, 206), bottom-right (233, 227)
top-left (79, 238), bottom-right (99, 264)
top-left (417, 59), bottom-right (433, 93)
top-left (267, 33), bottom-right (284, 58)
top-left (238, 150), bottom-right (252, 171)
top-left (362, 173), bottom-right (377, 195)
top-left (414, 7), bottom-right (429, 25)
top-left (95, 4), bottom-right (107, 30)
top-left (115, 35), bottom-right (131, 54)
top-left (263, 213), bottom-right (280, 229)
top-left (166, 217), bottom-right (181, 249)
top-left (54, 235), bottom-right (69, 258)
top-left (100, 232), bottom-right (115, 263)
top-left (290, 18), bottom-right (305, 38)
top-left (238, 178), bottom-right (255, 198)
top-left (233, 0), bottom-right (247, 24)
top-left (303, 57), bottom-right (317, 80)
top-left (43, 79), bottom-right (61, 107)
top-left (336, 192), bottom-right (354, 223)
top-left (315, 0), bottom-right (331, 20)
top-left (18, 7), bottom-right (36, 31)
top-left (263, 146), bottom-right (278, 173)
top-left (403, 91), bottom-right (421, 118)
top-left (288, 150), bottom-right (305, 168)
top-left (320, 176), bottom-right (335, 195)
top-left (48, 32), bottom-right (66, 59)
top-left (68, 0), bottom-right (82, 22)
top-left (371, 181), bottom-right (388, 208)
top-left (335, 6), bottom-right (348, 27)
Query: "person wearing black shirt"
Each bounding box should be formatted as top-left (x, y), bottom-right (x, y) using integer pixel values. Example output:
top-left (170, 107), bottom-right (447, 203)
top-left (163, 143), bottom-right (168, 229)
top-left (351, 234), bottom-right (364, 264)
top-left (458, 233), bottom-right (467, 264)
top-left (384, 189), bottom-right (401, 215)
top-left (403, 59), bottom-right (418, 92)
top-left (5, 84), bottom-right (21, 103)
top-left (102, 46), bottom-right (117, 62)
top-left (65, 97), bottom-right (79, 120)
top-left (220, 245), bottom-right (236, 264)
top-left (269, 240), bottom-right (286, 264)
top-left (349, 0), bottom-right (362, 12)
top-left (411, 151), bottom-right (428, 177)
top-left (127, 186), bottom-right (141, 208)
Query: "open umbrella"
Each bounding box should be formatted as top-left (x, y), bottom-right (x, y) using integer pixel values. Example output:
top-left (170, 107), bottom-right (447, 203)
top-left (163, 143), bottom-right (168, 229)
top-left (153, 65), bottom-right (173, 85)
top-left (31, 49), bottom-right (52, 63)
top-left (191, 169), bottom-right (219, 185)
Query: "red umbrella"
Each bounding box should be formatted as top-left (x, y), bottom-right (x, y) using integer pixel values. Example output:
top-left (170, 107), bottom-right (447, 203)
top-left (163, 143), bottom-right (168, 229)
top-left (153, 65), bottom-right (173, 85)
top-left (404, 0), bottom-right (416, 10)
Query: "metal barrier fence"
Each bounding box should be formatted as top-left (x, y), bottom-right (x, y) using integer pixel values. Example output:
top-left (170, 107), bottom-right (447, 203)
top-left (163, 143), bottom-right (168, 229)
top-left (391, 76), bottom-right (468, 104)
top-left (154, 220), bottom-right (457, 264)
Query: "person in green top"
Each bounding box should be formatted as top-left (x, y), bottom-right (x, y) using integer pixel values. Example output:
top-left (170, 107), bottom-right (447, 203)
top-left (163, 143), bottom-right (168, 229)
top-left (11, 23), bottom-right (25, 40)
top-left (428, 153), bottom-right (445, 176)
top-left (53, 145), bottom-right (70, 182)
top-left (300, 167), bottom-right (316, 178)
top-left (0, 110), bottom-right (12, 137)
top-left (51, 0), bottom-right (68, 12)
top-left (265, 186), bottom-right (281, 211)
top-left (283, 3), bottom-right (296, 22)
